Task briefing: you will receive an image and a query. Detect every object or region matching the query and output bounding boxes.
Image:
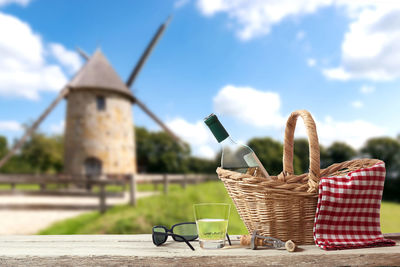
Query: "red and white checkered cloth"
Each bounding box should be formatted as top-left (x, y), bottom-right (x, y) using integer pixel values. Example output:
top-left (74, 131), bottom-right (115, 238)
top-left (313, 161), bottom-right (396, 250)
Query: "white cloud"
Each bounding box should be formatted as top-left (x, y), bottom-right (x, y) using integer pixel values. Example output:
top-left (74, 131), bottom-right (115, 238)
top-left (195, 1), bottom-right (400, 81)
top-left (317, 116), bottom-right (386, 148)
top-left (360, 85), bottom-right (375, 94)
top-left (307, 58), bottom-right (316, 67)
top-left (49, 120), bottom-right (65, 134)
top-left (196, 0), bottom-right (336, 40)
top-left (351, 100), bottom-right (363, 108)
top-left (213, 85), bottom-right (285, 128)
top-left (323, 4), bottom-right (400, 81)
top-left (195, 1), bottom-right (390, 41)
top-left (0, 0), bottom-right (30, 7)
top-left (174, 0), bottom-right (190, 9)
top-left (322, 67), bottom-right (352, 80)
top-left (166, 117), bottom-right (217, 158)
top-left (49, 43), bottom-right (82, 74)
top-left (0, 120), bottom-right (22, 131)
top-left (0, 12), bottom-right (80, 100)
top-left (296, 115), bottom-right (386, 149)
top-left (197, 145), bottom-right (216, 159)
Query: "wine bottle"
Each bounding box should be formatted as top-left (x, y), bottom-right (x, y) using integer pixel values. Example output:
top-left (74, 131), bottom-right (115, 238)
top-left (204, 113), bottom-right (270, 178)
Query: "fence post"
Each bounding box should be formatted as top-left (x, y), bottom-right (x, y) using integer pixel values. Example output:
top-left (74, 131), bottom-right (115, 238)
top-left (11, 183), bottom-right (16, 192)
top-left (129, 174), bottom-right (136, 207)
top-left (153, 181), bottom-right (158, 191)
top-left (99, 183), bottom-right (106, 214)
top-left (163, 174), bottom-right (168, 195)
top-left (40, 183), bottom-right (46, 191)
top-left (181, 174), bottom-right (187, 189)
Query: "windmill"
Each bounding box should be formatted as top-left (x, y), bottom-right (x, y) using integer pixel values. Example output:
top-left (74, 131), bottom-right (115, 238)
top-left (0, 16), bottom-right (182, 177)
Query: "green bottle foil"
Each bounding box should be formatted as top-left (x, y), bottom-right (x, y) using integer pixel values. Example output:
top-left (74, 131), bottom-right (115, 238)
top-left (204, 114), bottom-right (229, 143)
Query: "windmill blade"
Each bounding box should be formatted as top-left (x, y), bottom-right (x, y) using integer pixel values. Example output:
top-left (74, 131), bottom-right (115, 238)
top-left (0, 88), bottom-right (69, 169)
top-left (76, 47), bottom-right (90, 61)
top-left (133, 96), bottom-right (183, 144)
top-left (126, 16), bottom-right (172, 88)
top-left (124, 16), bottom-right (185, 145)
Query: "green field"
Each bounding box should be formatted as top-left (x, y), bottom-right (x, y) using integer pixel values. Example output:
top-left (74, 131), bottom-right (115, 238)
top-left (380, 201), bottom-right (400, 233)
top-left (39, 181), bottom-right (247, 235)
top-left (39, 181), bottom-right (400, 235)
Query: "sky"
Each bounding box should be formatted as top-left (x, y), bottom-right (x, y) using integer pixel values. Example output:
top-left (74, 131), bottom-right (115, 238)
top-left (1, 0), bottom-right (400, 159)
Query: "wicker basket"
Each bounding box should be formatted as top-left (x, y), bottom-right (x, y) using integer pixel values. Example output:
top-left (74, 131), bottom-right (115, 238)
top-left (217, 110), bottom-right (380, 244)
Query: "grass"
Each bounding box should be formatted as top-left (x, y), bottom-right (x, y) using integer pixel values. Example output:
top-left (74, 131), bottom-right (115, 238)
top-left (380, 201), bottom-right (400, 233)
top-left (0, 183), bottom-right (166, 192)
top-left (38, 182), bottom-right (400, 235)
top-left (0, 184), bottom-right (40, 190)
top-left (39, 181), bottom-right (248, 235)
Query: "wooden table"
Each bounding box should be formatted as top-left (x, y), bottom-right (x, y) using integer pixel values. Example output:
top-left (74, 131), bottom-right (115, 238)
top-left (0, 234), bottom-right (398, 266)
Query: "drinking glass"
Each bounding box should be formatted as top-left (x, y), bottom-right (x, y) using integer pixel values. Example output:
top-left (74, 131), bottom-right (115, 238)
top-left (193, 203), bottom-right (230, 249)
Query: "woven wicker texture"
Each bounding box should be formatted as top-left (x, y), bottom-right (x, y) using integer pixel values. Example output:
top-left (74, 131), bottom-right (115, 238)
top-left (217, 110), bottom-right (380, 244)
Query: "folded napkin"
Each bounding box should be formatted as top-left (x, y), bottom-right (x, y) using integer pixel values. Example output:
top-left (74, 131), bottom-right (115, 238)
top-left (313, 161), bottom-right (396, 250)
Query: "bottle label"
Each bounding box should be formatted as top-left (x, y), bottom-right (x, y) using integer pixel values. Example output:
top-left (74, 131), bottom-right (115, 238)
top-left (243, 152), bottom-right (270, 178)
top-left (243, 152), bottom-right (258, 167)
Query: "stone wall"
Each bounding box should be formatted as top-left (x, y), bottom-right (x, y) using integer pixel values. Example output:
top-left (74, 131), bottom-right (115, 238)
top-left (64, 89), bottom-right (136, 176)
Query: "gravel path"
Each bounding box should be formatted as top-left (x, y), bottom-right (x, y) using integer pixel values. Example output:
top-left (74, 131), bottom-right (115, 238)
top-left (0, 191), bottom-right (157, 235)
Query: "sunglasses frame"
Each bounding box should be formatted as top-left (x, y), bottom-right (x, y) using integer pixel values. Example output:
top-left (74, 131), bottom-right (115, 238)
top-left (152, 222), bottom-right (232, 251)
top-left (152, 222), bottom-right (197, 250)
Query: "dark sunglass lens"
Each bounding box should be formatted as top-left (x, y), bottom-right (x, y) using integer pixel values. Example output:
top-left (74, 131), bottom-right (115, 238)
top-left (172, 223), bottom-right (198, 241)
top-left (153, 227), bottom-right (167, 245)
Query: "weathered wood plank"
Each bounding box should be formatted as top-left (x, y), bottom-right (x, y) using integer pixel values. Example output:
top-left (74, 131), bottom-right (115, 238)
top-left (0, 234), bottom-right (397, 266)
top-left (129, 174), bottom-right (136, 206)
top-left (0, 204), bottom-right (108, 210)
top-left (0, 176), bottom-right (126, 185)
top-left (0, 174), bottom-right (218, 185)
top-left (99, 185), bottom-right (106, 213)
top-left (0, 190), bottom-right (124, 197)
top-left (163, 174), bottom-right (168, 195)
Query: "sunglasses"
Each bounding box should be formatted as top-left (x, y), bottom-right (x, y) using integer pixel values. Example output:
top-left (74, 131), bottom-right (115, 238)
top-left (152, 222), bottom-right (231, 251)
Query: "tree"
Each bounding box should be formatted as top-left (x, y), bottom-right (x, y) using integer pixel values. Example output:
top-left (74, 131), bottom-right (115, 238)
top-left (361, 137), bottom-right (400, 201)
top-left (361, 137), bottom-right (400, 179)
top-left (135, 127), bottom-right (190, 173)
top-left (0, 156), bottom-right (33, 174)
top-left (294, 138), bottom-right (309, 174)
top-left (293, 138), bottom-right (333, 171)
top-left (186, 156), bottom-right (216, 174)
top-left (325, 142), bottom-right (357, 166)
top-left (0, 136), bottom-right (7, 158)
top-left (20, 133), bottom-right (64, 173)
top-left (319, 145), bottom-right (331, 169)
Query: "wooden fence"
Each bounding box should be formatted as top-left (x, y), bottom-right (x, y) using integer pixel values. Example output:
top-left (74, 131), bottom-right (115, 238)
top-left (0, 173), bottom-right (218, 213)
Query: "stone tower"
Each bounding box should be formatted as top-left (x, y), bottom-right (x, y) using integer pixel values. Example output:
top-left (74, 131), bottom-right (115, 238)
top-left (64, 50), bottom-right (136, 176)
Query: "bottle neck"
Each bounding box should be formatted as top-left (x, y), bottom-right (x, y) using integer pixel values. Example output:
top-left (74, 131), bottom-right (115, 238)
top-left (220, 136), bottom-right (235, 145)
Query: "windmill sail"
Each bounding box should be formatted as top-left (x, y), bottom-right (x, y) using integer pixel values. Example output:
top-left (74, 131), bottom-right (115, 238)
top-left (133, 96), bottom-right (182, 143)
top-left (126, 16), bottom-right (172, 88)
top-left (76, 47), bottom-right (90, 61)
top-left (125, 16), bottom-right (184, 145)
top-left (0, 88), bottom-right (69, 169)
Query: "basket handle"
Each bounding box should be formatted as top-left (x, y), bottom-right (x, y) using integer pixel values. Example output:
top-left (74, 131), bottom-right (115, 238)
top-left (282, 110), bottom-right (320, 189)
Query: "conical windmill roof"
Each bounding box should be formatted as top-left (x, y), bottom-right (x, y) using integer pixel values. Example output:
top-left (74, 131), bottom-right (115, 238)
top-left (67, 50), bottom-right (134, 101)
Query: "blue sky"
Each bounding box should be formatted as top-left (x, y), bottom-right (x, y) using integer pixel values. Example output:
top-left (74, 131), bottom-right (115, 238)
top-left (1, 0), bottom-right (400, 158)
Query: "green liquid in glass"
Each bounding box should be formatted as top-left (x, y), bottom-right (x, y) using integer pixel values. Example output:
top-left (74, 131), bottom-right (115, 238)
top-left (197, 219), bottom-right (228, 240)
